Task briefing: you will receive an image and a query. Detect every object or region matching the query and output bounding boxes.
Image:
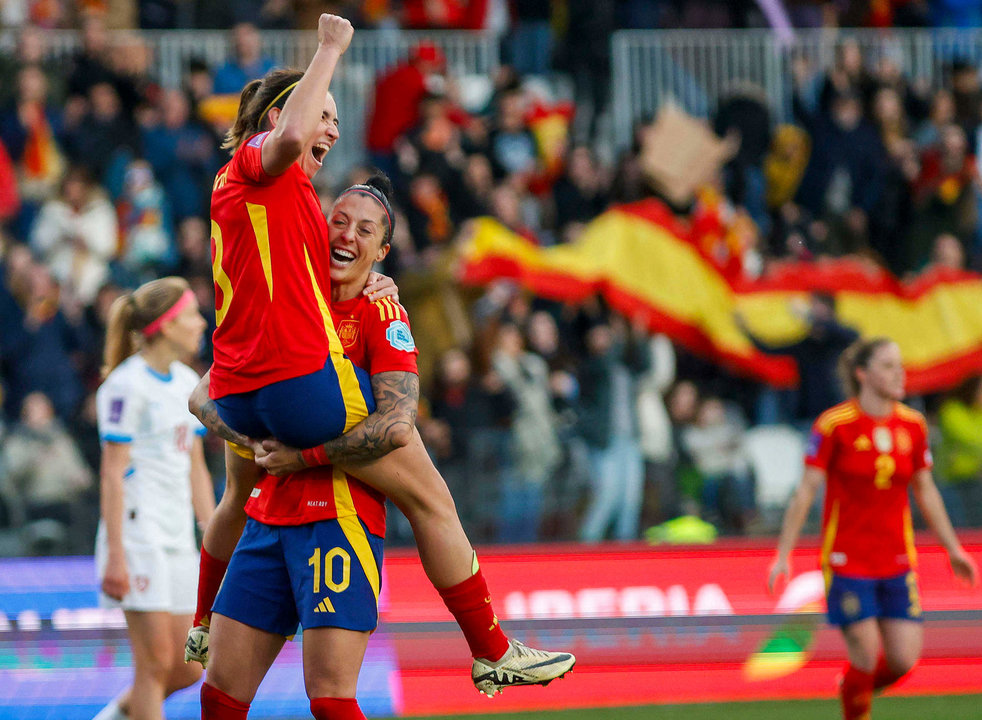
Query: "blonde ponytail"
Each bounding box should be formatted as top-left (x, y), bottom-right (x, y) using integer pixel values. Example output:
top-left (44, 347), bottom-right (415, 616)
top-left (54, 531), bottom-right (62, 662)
top-left (101, 277), bottom-right (190, 378)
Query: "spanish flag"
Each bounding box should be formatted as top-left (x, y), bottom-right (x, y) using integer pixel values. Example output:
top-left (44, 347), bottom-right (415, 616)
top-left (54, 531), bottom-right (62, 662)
top-left (458, 199), bottom-right (982, 394)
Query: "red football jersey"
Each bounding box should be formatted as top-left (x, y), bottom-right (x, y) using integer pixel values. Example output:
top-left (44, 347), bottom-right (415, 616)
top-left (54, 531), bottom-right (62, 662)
top-left (806, 399), bottom-right (932, 578)
top-left (209, 132), bottom-right (341, 399)
top-left (245, 295), bottom-right (419, 535)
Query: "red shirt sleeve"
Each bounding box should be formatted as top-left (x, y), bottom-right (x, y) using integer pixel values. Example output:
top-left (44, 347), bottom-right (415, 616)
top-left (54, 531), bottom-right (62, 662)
top-left (911, 417), bottom-right (933, 473)
top-left (363, 298), bottom-right (419, 375)
top-left (232, 132), bottom-right (275, 185)
top-left (805, 421), bottom-right (836, 472)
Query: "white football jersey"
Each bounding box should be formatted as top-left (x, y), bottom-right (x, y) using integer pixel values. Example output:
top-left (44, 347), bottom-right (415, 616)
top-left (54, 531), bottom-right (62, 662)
top-left (96, 354), bottom-right (206, 551)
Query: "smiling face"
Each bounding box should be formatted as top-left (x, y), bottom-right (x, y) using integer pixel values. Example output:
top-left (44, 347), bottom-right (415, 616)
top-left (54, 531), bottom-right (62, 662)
top-left (271, 91), bottom-right (340, 180)
top-left (327, 191), bottom-right (390, 289)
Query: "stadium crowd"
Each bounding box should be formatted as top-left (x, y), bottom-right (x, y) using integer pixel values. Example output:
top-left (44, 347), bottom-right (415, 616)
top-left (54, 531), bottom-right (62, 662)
top-left (3, 3), bottom-right (982, 557)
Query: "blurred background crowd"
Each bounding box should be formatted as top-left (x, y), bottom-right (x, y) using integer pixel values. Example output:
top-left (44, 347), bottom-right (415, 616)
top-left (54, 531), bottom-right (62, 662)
top-left (3, 0), bottom-right (982, 558)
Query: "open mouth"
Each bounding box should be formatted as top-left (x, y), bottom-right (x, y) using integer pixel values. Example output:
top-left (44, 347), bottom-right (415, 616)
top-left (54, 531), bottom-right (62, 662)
top-left (311, 142), bottom-right (331, 166)
top-left (331, 246), bottom-right (356, 267)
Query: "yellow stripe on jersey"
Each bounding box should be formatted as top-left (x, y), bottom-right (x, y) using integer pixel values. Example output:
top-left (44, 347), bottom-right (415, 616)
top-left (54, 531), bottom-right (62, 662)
top-left (816, 403), bottom-right (859, 435)
top-left (376, 298), bottom-right (386, 322)
top-left (895, 403), bottom-right (927, 427)
top-left (902, 506), bottom-right (918, 570)
top-left (332, 467), bottom-right (381, 605)
top-left (302, 245), bottom-right (343, 350)
top-left (301, 244), bottom-right (370, 431)
top-left (384, 297), bottom-right (398, 320)
top-left (821, 500), bottom-right (840, 590)
top-left (246, 202), bottom-right (274, 300)
top-left (211, 220), bottom-right (234, 327)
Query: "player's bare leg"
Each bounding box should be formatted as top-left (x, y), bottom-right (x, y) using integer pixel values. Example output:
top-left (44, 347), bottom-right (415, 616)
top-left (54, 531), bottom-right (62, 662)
top-left (342, 428), bottom-right (575, 695)
top-left (875, 618), bottom-right (922, 690)
top-left (185, 444), bottom-right (262, 667)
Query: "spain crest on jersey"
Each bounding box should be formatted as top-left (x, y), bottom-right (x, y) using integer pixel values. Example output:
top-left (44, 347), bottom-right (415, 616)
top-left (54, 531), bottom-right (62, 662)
top-left (338, 319), bottom-right (359, 349)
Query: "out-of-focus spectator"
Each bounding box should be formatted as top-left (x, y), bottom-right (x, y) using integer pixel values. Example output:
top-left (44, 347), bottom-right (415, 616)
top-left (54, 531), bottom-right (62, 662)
top-left (736, 293), bottom-right (859, 425)
top-left (637, 333), bottom-right (679, 527)
top-left (949, 59), bottom-right (982, 139)
top-left (488, 87), bottom-right (537, 180)
top-left (0, 25), bottom-right (65, 107)
top-left (67, 13), bottom-right (115, 102)
top-left (714, 85), bottom-right (772, 231)
top-left (681, 396), bottom-right (755, 532)
top-left (62, 81), bottom-right (141, 181)
top-left (936, 376), bottom-right (982, 527)
top-left (0, 64), bottom-right (64, 225)
top-left (367, 42), bottom-right (447, 175)
top-left (508, 0), bottom-right (553, 77)
top-left (923, 232), bottom-right (967, 274)
top-left (577, 320), bottom-right (647, 542)
top-left (817, 38), bottom-right (875, 115)
top-left (106, 31), bottom-right (157, 119)
top-left (871, 134), bottom-right (919, 274)
top-left (492, 322), bottom-right (560, 543)
top-left (793, 87), bottom-right (887, 253)
top-left (0, 256), bottom-right (87, 423)
top-left (2, 391), bottom-right (92, 528)
top-left (212, 23), bottom-right (277, 95)
top-left (908, 123), bottom-right (978, 271)
top-left (115, 159), bottom-right (174, 282)
top-left (141, 88), bottom-right (218, 221)
top-left (175, 215), bottom-right (212, 278)
top-left (30, 165), bottom-right (117, 307)
top-left (552, 145), bottom-right (608, 233)
top-left (915, 88), bottom-right (956, 148)
top-left (556, 0), bottom-right (615, 142)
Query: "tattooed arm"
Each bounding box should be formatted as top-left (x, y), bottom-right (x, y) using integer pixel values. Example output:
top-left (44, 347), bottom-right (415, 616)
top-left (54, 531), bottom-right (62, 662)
top-left (188, 370), bottom-right (257, 450)
top-left (255, 371), bottom-right (419, 476)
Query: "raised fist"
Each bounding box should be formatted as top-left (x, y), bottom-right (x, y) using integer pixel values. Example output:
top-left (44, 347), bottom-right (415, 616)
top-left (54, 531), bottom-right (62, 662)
top-left (318, 14), bottom-right (353, 54)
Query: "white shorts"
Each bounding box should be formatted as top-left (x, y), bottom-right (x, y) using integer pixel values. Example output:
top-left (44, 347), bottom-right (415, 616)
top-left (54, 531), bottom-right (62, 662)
top-left (95, 531), bottom-right (198, 615)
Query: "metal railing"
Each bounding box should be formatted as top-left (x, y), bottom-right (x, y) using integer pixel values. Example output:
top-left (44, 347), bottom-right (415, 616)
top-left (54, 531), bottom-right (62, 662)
top-left (0, 29), bottom-right (499, 179)
top-left (611, 28), bottom-right (982, 151)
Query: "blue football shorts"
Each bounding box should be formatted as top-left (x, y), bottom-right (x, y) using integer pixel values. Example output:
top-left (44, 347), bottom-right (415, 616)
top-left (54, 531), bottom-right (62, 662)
top-left (213, 516), bottom-right (384, 636)
top-left (825, 571), bottom-right (923, 627)
top-left (214, 355), bottom-right (375, 449)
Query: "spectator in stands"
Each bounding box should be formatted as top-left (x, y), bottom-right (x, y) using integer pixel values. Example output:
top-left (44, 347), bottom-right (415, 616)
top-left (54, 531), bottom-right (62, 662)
top-left (115, 159), bottom-right (174, 283)
top-left (552, 145), bottom-right (609, 234)
top-left (637, 333), bottom-right (679, 527)
top-left (577, 319), bottom-right (648, 542)
top-left (714, 85), bottom-right (772, 232)
top-left (30, 165), bottom-right (118, 307)
top-left (492, 321), bottom-right (560, 542)
top-left (681, 395), bottom-right (755, 532)
top-left (107, 31), bottom-right (158, 120)
top-left (212, 23), bottom-right (276, 95)
top-left (556, 0), bottom-right (614, 142)
top-left (0, 24), bottom-right (64, 107)
top-left (2, 391), bottom-right (92, 531)
top-left (936, 376), bottom-right (982, 527)
top-left (915, 88), bottom-right (956, 148)
top-left (0, 257), bottom-right (87, 423)
top-left (871, 133), bottom-right (919, 274)
top-left (66, 13), bottom-right (115, 103)
top-left (923, 232), bottom-right (967, 274)
top-left (367, 41), bottom-right (447, 177)
top-left (508, 0), bottom-right (553, 77)
top-left (818, 38), bottom-right (875, 115)
top-left (735, 293), bottom-right (859, 425)
top-left (0, 64), bottom-right (64, 235)
top-left (488, 87), bottom-right (537, 180)
top-left (141, 88), bottom-right (218, 221)
top-left (793, 86), bottom-right (887, 254)
top-left (908, 123), bottom-right (978, 271)
top-left (949, 59), bottom-right (982, 139)
top-left (62, 80), bottom-right (142, 181)
top-left (174, 216), bottom-right (212, 279)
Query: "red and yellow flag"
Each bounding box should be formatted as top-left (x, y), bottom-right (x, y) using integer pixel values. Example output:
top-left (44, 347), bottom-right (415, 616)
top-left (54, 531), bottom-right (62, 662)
top-left (458, 199), bottom-right (982, 394)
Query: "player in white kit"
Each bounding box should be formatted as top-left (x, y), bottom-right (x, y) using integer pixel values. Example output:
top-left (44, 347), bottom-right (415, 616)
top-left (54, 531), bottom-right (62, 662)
top-left (94, 276), bottom-right (215, 720)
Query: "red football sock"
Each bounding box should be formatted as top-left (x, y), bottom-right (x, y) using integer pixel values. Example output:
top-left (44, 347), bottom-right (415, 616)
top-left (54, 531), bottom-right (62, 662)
top-left (200, 682), bottom-right (249, 720)
top-left (872, 655), bottom-right (913, 691)
top-left (310, 697), bottom-right (366, 720)
top-left (840, 664), bottom-right (874, 720)
top-left (194, 547), bottom-right (230, 627)
top-left (437, 566), bottom-right (510, 662)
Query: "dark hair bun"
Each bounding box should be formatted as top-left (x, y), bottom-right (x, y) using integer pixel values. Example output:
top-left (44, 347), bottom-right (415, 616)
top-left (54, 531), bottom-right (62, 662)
top-left (364, 171), bottom-right (393, 201)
